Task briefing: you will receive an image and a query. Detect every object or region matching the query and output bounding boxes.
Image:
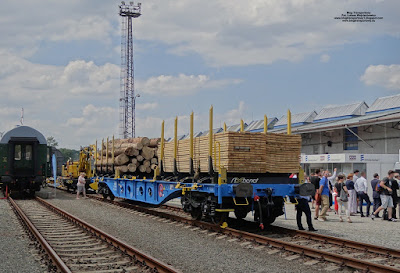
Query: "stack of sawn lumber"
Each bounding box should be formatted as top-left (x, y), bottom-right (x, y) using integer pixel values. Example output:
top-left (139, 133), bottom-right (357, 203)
top-left (265, 133), bottom-right (301, 173)
top-left (159, 132), bottom-right (301, 174)
top-left (95, 137), bottom-right (160, 174)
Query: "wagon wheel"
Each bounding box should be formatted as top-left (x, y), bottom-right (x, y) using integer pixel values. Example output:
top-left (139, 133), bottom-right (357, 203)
top-left (190, 206), bottom-right (202, 220)
top-left (234, 207), bottom-right (248, 220)
top-left (211, 212), bottom-right (228, 225)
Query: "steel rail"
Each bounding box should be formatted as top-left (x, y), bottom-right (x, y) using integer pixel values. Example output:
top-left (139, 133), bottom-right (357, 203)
top-left (161, 203), bottom-right (400, 259)
top-left (221, 227), bottom-right (400, 273)
top-left (9, 197), bottom-right (72, 273)
top-left (35, 196), bottom-right (179, 273)
top-left (90, 196), bottom-right (400, 273)
top-left (271, 226), bottom-right (400, 259)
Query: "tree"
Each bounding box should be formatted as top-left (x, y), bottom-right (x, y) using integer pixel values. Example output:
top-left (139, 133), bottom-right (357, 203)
top-left (47, 136), bottom-right (58, 148)
top-left (59, 148), bottom-right (80, 161)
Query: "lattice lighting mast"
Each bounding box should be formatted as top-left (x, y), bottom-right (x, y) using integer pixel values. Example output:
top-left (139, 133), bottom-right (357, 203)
top-left (119, 1), bottom-right (141, 138)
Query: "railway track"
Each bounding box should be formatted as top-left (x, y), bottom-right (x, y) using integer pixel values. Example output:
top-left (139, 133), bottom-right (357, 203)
top-left (87, 194), bottom-right (400, 273)
top-left (9, 196), bottom-right (179, 273)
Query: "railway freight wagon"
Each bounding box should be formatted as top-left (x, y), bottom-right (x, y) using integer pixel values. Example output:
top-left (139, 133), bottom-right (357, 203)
top-left (0, 126), bottom-right (50, 195)
top-left (95, 107), bottom-right (313, 228)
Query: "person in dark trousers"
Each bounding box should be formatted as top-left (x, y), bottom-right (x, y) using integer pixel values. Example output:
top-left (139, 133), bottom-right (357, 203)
top-left (355, 171), bottom-right (371, 217)
top-left (395, 173), bottom-right (400, 219)
top-left (371, 170), bottom-right (397, 222)
top-left (370, 173), bottom-right (381, 217)
top-left (391, 174), bottom-right (399, 219)
top-left (310, 169), bottom-right (321, 219)
top-left (296, 175), bottom-right (317, 231)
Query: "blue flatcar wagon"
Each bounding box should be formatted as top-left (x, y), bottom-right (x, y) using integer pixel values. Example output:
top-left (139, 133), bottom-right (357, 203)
top-left (95, 108), bottom-right (313, 228)
top-left (0, 126), bottom-right (51, 195)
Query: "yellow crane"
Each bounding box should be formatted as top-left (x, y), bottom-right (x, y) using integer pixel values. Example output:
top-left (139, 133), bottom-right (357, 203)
top-left (60, 146), bottom-right (97, 192)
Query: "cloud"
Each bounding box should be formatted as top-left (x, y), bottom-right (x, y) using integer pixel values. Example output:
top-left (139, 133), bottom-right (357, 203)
top-left (63, 104), bottom-right (119, 147)
top-left (50, 16), bottom-right (114, 43)
top-left (0, 2), bottom-right (118, 56)
top-left (60, 60), bottom-right (120, 95)
top-left (360, 64), bottom-right (400, 90)
top-left (137, 102), bottom-right (159, 110)
top-left (0, 52), bottom-right (121, 148)
top-left (3, 1), bottom-right (398, 66)
top-left (134, 0), bottom-right (399, 66)
top-left (219, 101), bottom-right (247, 125)
top-left (157, 101), bottom-right (248, 139)
top-left (320, 54), bottom-right (331, 63)
top-left (138, 74), bottom-right (242, 96)
top-left (0, 51), bottom-right (241, 148)
top-left (0, 52), bottom-right (120, 101)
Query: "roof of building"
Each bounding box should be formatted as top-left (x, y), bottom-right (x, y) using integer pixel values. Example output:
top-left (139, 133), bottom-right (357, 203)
top-left (201, 128), bottom-right (223, 136)
top-left (245, 117), bottom-right (278, 132)
top-left (274, 111), bottom-right (317, 128)
top-left (270, 108), bottom-right (400, 134)
top-left (366, 94), bottom-right (400, 114)
top-left (0, 126), bottom-right (47, 144)
top-left (181, 132), bottom-right (203, 140)
top-left (313, 101), bottom-right (368, 122)
top-left (226, 124), bottom-right (243, 132)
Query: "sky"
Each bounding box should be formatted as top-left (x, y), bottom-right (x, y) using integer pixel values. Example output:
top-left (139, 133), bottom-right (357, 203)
top-left (0, 0), bottom-right (399, 149)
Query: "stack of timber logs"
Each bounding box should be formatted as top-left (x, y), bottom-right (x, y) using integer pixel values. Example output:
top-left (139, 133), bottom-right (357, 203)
top-left (95, 137), bottom-right (160, 175)
top-left (159, 132), bottom-right (301, 174)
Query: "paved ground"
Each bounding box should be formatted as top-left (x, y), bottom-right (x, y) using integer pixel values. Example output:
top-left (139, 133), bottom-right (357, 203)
top-left (273, 203), bottom-right (400, 249)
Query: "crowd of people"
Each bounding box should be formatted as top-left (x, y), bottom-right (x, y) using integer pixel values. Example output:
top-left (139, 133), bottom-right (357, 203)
top-left (296, 169), bottom-right (399, 231)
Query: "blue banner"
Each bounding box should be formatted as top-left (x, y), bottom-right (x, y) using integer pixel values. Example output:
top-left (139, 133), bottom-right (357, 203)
top-left (52, 154), bottom-right (58, 187)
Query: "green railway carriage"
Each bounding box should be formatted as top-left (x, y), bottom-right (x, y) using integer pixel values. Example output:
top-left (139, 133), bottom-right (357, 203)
top-left (0, 126), bottom-right (51, 195)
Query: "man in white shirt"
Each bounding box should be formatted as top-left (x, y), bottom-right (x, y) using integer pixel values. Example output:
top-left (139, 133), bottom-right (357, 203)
top-left (76, 172), bottom-right (87, 199)
top-left (355, 171), bottom-right (371, 217)
top-left (353, 170), bottom-right (360, 183)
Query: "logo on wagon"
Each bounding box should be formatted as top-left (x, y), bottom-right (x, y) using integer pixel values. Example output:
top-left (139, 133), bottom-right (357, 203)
top-left (231, 177), bottom-right (259, 184)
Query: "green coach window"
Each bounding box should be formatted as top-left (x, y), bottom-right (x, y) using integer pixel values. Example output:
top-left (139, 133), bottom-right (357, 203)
top-left (15, 145), bottom-right (22, 160)
top-left (25, 145), bottom-right (32, 160)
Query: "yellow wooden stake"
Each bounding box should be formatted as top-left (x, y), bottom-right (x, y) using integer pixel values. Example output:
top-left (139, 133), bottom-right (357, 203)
top-left (190, 112), bottom-right (194, 161)
top-left (106, 137), bottom-right (109, 172)
top-left (101, 139), bottom-right (104, 171)
top-left (287, 109), bottom-right (292, 135)
top-left (95, 140), bottom-right (97, 167)
top-left (112, 135), bottom-right (115, 162)
top-left (174, 117), bottom-right (178, 160)
top-left (264, 115), bottom-right (268, 134)
top-left (161, 120), bottom-right (165, 161)
top-left (209, 106), bottom-right (213, 157)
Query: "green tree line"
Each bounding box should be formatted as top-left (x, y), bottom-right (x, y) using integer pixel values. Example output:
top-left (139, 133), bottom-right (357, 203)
top-left (47, 136), bottom-right (79, 161)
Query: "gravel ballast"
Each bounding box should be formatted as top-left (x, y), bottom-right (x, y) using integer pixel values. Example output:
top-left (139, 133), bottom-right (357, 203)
top-left (46, 190), bottom-right (319, 273)
top-left (0, 199), bottom-right (43, 273)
